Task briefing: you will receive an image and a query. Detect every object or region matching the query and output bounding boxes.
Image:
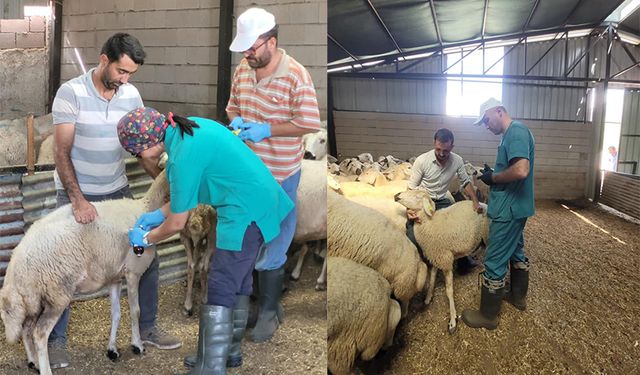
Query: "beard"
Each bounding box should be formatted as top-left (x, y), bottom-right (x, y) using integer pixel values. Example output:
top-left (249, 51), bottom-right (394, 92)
top-left (101, 70), bottom-right (121, 91)
top-left (247, 50), bottom-right (272, 69)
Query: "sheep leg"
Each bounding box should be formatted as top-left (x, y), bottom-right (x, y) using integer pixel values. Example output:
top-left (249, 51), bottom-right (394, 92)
top-left (199, 242), bottom-right (214, 304)
top-left (424, 266), bottom-right (437, 306)
top-left (21, 317), bottom-right (37, 368)
top-left (183, 237), bottom-right (196, 317)
top-left (291, 243), bottom-right (309, 281)
top-left (34, 304), bottom-right (65, 375)
top-left (444, 269), bottom-right (458, 334)
top-left (315, 255), bottom-right (327, 291)
top-left (125, 272), bottom-right (145, 355)
top-left (107, 283), bottom-right (122, 361)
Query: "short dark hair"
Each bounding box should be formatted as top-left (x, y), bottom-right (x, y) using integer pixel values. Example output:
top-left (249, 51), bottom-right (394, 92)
top-left (434, 128), bottom-right (454, 144)
top-left (101, 33), bottom-right (146, 65)
top-left (259, 25), bottom-right (279, 45)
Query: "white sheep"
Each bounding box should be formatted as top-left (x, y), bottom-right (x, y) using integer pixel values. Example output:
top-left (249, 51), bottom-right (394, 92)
top-left (393, 189), bottom-right (489, 334)
top-left (36, 132), bottom-right (55, 165)
top-left (356, 168), bottom-right (387, 186)
top-left (383, 162), bottom-right (412, 181)
top-left (290, 157), bottom-right (328, 291)
top-left (338, 157), bottom-right (364, 176)
top-left (356, 152), bottom-right (374, 164)
top-left (336, 180), bottom-right (408, 199)
top-left (328, 190), bottom-right (427, 316)
top-left (180, 204), bottom-right (217, 317)
top-left (0, 171), bottom-right (169, 375)
top-left (328, 257), bottom-right (401, 375)
top-left (0, 114), bottom-right (52, 166)
top-left (302, 128), bottom-right (328, 160)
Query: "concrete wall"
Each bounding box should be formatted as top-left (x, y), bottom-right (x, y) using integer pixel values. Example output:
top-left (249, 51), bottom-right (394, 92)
top-left (61, 0), bottom-right (326, 120)
top-left (333, 110), bottom-right (594, 200)
top-left (0, 16), bottom-right (49, 120)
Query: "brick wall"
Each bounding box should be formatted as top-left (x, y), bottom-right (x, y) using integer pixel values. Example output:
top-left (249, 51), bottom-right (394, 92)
top-left (60, 0), bottom-right (326, 120)
top-left (0, 16), bottom-right (49, 120)
top-left (333, 111), bottom-right (594, 200)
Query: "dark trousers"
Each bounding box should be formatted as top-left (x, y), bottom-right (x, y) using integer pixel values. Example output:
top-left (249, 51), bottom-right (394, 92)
top-left (207, 222), bottom-right (264, 308)
top-left (49, 186), bottom-right (160, 343)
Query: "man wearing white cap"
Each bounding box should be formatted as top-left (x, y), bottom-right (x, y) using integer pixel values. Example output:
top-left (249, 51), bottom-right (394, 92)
top-left (461, 98), bottom-right (535, 331)
top-left (226, 5), bottom-right (321, 345)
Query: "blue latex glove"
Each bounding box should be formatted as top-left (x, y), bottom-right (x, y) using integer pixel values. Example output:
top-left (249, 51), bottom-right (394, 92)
top-left (229, 116), bottom-right (245, 131)
top-left (238, 122), bottom-right (271, 143)
top-left (134, 209), bottom-right (165, 231)
top-left (128, 227), bottom-right (152, 248)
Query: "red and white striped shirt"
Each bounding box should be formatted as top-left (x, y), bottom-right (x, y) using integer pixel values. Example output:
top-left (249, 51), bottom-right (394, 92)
top-left (226, 49), bottom-right (321, 182)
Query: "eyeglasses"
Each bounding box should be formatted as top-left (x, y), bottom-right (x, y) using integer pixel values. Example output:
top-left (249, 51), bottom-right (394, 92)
top-left (244, 38), bottom-right (269, 55)
top-left (481, 116), bottom-right (489, 126)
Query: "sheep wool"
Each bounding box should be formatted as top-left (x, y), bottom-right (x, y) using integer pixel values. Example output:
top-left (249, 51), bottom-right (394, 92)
top-left (0, 171), bottom-right (169, 375)
top-left (328, 190), bottom-right (427, 315)
top-left (328, 257), bottom-right (401, 375)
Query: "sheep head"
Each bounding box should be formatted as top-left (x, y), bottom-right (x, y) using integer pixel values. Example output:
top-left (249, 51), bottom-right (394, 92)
top-left (394, 190), bottom-right (436, 218)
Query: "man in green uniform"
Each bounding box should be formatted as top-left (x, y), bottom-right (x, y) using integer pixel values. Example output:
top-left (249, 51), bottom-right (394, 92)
top-left (462, 98), bottom-right (535, 330)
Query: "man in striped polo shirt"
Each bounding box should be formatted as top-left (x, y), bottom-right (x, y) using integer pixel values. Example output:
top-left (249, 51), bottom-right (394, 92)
top-left (49, 33), bottom-right (181, 369)
top-left (226, 8), bottom-right (322, 343)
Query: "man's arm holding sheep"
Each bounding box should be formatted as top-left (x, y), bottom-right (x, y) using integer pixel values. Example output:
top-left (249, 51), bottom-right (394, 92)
top-left (455, 162), bottom-right (482, 213)
top-left (54, 124), bottom-right (98, 224)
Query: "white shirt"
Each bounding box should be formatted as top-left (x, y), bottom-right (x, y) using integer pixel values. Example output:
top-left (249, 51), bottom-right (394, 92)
top-left (408, 150), bottom-right (471, 200)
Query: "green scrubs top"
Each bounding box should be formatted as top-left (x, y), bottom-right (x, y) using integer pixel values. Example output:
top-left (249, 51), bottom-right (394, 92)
top-left (164, 117), bottom-right (294, 251)
top-left (487, 120), bottom-right (535, 222)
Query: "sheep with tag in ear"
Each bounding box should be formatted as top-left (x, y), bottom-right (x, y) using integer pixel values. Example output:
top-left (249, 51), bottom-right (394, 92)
top-left (393, 189), bottom-right (489, 334)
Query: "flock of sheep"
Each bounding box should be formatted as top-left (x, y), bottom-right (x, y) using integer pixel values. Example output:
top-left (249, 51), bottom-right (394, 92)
top-left (326, 150), bottom-right (491, 375)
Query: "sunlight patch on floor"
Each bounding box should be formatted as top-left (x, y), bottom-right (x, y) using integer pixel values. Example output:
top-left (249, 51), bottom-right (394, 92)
top-left (560, 204), bottom-right (627, 245)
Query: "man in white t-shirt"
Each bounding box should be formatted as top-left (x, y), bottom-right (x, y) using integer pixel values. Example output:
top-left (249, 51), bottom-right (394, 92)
top-left (406, 128), bottom-right (482, 274)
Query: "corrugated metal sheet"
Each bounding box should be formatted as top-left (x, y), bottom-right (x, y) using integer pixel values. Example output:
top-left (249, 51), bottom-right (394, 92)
top-left (502, 83), bottom-right (587, 121)
top-left (600, 171), bottom-right (640, 219)
top-left (618, 89), bottom-right (640, 175)
top-left (0, 172), bottom-right (23, 288)
top-left (0, 159), bottom-right (188, 297)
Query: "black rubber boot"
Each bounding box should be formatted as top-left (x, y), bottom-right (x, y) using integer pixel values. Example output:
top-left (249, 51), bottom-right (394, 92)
top-left (226, 295), bottom-right (250, 367)
top-left (461, 283), bottom-right (505, 330)
top-left (184, 296), bottom-right (250, 369)
top-left (186, 305), bottom-right (232, 375)
top-left (505, 267), bottom-right (529, 311)
top-left (250, 267), bottom-right (284, 342)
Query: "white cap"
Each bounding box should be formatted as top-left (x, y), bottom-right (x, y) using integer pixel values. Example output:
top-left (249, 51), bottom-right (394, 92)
top-left (229, 8), bottom-right (276, 52)
top-left (473, 98), bottom-right (504, 126)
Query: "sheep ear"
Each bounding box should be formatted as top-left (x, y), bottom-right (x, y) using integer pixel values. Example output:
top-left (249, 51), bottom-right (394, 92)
top-left (422, 197), bottom-right (435, 217)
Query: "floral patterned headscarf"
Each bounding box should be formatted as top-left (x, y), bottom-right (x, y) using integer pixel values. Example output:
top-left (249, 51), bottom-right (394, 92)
top-left (117, 107), bottom-right (168, 156)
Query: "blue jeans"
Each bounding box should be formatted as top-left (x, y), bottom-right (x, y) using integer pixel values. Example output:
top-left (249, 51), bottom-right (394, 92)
top-left (483, 218), bottom-right (528, 281)
top-left (49, 186), bottom-right (160, 343)
top-left (254, 171), bottom-right (301, 271)
top-left (207, 222), bottom-right (264, 307)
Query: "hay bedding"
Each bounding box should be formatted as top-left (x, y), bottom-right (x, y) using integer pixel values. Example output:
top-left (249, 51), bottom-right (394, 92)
top-left (358, 199), bottom-right (640, 374)
top-left (0, 256), bottom-right (327, 374)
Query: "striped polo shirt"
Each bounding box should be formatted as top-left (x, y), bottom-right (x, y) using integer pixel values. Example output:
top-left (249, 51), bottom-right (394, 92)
top-left (226, 49), bottom-right (321, 182)
top-left (52, 68), bottom-right (143, 195)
